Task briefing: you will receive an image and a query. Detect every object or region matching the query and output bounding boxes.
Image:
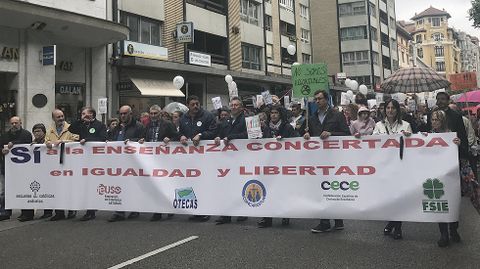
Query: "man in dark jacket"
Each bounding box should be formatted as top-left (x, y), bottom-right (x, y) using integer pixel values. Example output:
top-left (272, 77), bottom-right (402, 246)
top-left (179, 95), bottom-right (217, 222)
top-left (69, 107), bottom-right (107, 221)
top-left (179, 95), bottom-right (217, 147)
top-left (214, 97), bottom-right (248, 225)
top-left (108, 105), bottom-right (145, 222)
top-left (304, 90), bottom-right (350, 233)
top-left (142, 104), bottom-right (178, 222)
top-left (1, 116), bottom-right (33, 221)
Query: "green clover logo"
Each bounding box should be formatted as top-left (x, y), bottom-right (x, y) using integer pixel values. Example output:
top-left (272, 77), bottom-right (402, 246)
top-left (423, 178), bottom-right (444, 199)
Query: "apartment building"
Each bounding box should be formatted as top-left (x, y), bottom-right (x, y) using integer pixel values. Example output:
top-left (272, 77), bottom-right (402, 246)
top-left (113, 0), bottom-right (312, 111)
top-left (408, 6), bottom-right (461, 77)
top-left (396, 21), bottom-right (411, 68)
top-left (311, 0), bottom-right (399, 90)
top-left (0, 0), bottom-right (128, 132)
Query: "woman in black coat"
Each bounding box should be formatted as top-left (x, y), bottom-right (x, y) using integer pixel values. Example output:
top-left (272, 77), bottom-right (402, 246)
top-left (258, 106), bottom-right (298, 228)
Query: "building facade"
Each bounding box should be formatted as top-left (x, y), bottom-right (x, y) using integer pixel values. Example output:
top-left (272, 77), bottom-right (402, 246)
top-left (310, 0), bottom-right (399, 90)
top-left (396, 21), bottom-right (412, 68)
top-left (409, 6), bottom-right (461, 78)
top-left (0, 0), bottom-right (128, 133)
top-left (112, 0), bottom-right (312, 112)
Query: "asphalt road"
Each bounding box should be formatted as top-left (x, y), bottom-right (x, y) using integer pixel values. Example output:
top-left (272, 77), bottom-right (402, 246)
top-left (1, 198), bottom-right (479, 269)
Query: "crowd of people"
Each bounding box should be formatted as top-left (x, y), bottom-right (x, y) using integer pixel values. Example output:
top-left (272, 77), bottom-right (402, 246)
top-left (0, 89), bottom-right (477, 248)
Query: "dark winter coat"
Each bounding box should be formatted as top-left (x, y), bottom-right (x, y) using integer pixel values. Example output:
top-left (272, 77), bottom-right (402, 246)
top-left (179, 108), bottom-right (217, 140)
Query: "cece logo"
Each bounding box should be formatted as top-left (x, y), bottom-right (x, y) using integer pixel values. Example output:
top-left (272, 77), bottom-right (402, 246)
top-left (321, 180), bottom-right (359, 191)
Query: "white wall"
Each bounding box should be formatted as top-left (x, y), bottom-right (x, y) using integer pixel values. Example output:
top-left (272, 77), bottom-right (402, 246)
top-left (186, 4), bottom-right (227, 37)
top-left (19, 0), bottom-right (107, 19)
top-left (118, 0), bottom-right (165, 21)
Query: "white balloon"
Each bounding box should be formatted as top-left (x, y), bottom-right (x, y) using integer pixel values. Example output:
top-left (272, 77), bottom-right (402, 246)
top-left (173, 76), bottom-right (184, 90)
top-left (359, 84), bottom-right (368, 95)
top-left (346, 90), bottom-right (354, 98)
top-left (287, 45), bottom-right (296, 55)
top-left (225, 75), bottom-right (233, 84)
top-left (349, 80), bottom-right (359, 91)
top-left (292, 62), bottom-right (300, 66)
top-left (345, 78), bottom-right (352, 88)
top-left (229, 81), bottom-right (237, 90)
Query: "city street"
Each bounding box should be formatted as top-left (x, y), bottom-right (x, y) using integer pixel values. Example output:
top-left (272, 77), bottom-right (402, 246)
top-left (1, 198), bottom-right (479, 269)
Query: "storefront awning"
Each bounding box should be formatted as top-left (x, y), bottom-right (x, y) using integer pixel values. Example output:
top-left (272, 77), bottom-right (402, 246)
top-left (128, 73), bottom-right (185, 97)
top-left (0, 0), bottom-right (129, 47)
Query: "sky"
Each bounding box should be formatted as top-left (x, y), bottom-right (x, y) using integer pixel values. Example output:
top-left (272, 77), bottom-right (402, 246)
top-left (395, 0), bottom-right (480, 37)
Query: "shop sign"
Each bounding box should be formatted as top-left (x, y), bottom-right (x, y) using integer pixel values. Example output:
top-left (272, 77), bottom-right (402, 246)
top-left (0, 47), bottom-right (19, 61)
top-left (42, 45), bottom-right (56, 66)
top-left (55, 83), bottom-right (84, 95)
top-left (189, 51), bottom-right (211, 67)
top-left (122, 41), bottom-right (168, 61)
top-left (176, 22), bottom-right (194, 43)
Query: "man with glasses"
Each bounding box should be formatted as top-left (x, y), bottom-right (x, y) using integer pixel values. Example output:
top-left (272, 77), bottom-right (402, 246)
top-left (303, 90), bottom-right (350, 233)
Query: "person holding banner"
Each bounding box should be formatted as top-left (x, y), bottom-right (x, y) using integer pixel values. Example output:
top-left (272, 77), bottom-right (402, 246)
top-left (214, 97), bottom-right (249, 225)
top-left (179, 95), bottom-right (217, 222)
top-left (1, 116), bottom-right (33, 221)
top-left (303, 90), bottom-right (350, 233)
top-left (373, 99), bottom-right (412, 240)
top-left (258, 105), bottom-right (298, 228)
top-left (429, 109), bottom-right (462, 247)
top-left (107, 105), bottom-right (146, 222)
top-left (143, 105), bottom-right (178, 222)
top-left (46, 109), bottom-right (79, 221)
top-left (69, 107), bottom-right (107, 221)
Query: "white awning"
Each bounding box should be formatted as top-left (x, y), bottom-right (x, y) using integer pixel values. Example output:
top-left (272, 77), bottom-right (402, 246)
top-left (128, 73), bottom-right (185, 97)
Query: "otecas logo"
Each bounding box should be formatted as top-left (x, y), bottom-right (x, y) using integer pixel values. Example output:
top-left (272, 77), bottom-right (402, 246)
top-left (97, 184), bottom-right (122, 195)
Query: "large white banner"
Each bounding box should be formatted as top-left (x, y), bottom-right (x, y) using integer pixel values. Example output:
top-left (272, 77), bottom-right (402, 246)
top-left (6, 134), bottom-right (460, 222)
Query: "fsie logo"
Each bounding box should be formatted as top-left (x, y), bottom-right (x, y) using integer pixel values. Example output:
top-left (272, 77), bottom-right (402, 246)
top-left (242, 180), bottom-right (266, 207)
top-left (173, 187), bottom-right (197, 209)
top-left (422, 178), bottom-right (449, 213)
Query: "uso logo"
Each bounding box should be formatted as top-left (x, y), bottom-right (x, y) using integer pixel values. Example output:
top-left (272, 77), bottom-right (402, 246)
top-left (97, 184), bottom-right (122, 195)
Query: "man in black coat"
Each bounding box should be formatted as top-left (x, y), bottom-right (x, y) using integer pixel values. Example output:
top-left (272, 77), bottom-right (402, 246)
top-left (1, 116), bottom-right (33, 221)
top-left (214, 97), bottom-right (249, 225)
top-left (69, 107), bottom-right (107, 221)
top-left (179, 95), bottom-right (217, 222)
top-left (107, 105), bottom-right (145, 222)
top-left (303, 90), bottom-right (350, 233)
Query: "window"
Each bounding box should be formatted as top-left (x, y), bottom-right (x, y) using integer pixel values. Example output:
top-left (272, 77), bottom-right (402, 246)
top-left (340, 26), bottom-right (367, 41)
top-left (435, 46), bottom-right (444, 57)
top-left (300, 4), bottom-right (309, 20)
top-left (302, 53), bottom-right (311, 64)
top-left (342, 51), bottom-right (369, 65)
top-left (120, 12), bottom-right (162, 46)
top-left (188, 30), bottom-right (228, 64)
top-left (417, 48), bottom-right (423, 58)
top-left (436, 61), bottom-right (445, 72)
top-left (240, 0), bottom-right (260, 26)
top-left (301, 28), bottom-right (310, 43)
top-left (281, 47), bottom-right (296, 64)
top-left (369, 2), bottom-right (376, 17)
top-left (401, 52), bottom-right (405, 62)
top-left (264, 15), bottom-right (272, 31)
top-left (431, 17), bottom-right (441, 27)
top-left (417, 19), bottom-right (423, 25)
top-left (280, 21), bottom-right (296, 36)
top-left (242, 43), bottom-right (262, 70)
top-left (186, 0), bottom-right (227, 14)
top-left (379, 10), bottom-right (388, 26)
top-left (339, 1), bottom-right (366, 17)
top-left (432, 33), bottom-right (444, 41)
top-left (415, 34), bottom-right (422, 43)
top-left (266, 44), bottom-right (273, 60)
top-left (381, 33), bottom-right (389, 47)
top-left (279, 0), bottom-right (294, 12)
top-left (382, 55), bottom-right (391, 69)
top-left (372, 52), bottom-right (379, 65)
top-left (370, 27), bottom-right (378, 41)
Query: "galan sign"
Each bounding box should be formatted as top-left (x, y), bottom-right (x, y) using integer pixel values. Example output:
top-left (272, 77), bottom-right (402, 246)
top-left (0, 47), bottom-right (19, 61)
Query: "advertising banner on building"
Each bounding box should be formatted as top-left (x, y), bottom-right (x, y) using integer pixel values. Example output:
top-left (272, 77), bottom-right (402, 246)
top-left (6, 134), bottom-right (460, 222)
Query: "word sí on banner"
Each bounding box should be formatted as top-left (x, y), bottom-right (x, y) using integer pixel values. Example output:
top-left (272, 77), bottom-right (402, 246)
top-left (5, 134), bottom-right (460, 223)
